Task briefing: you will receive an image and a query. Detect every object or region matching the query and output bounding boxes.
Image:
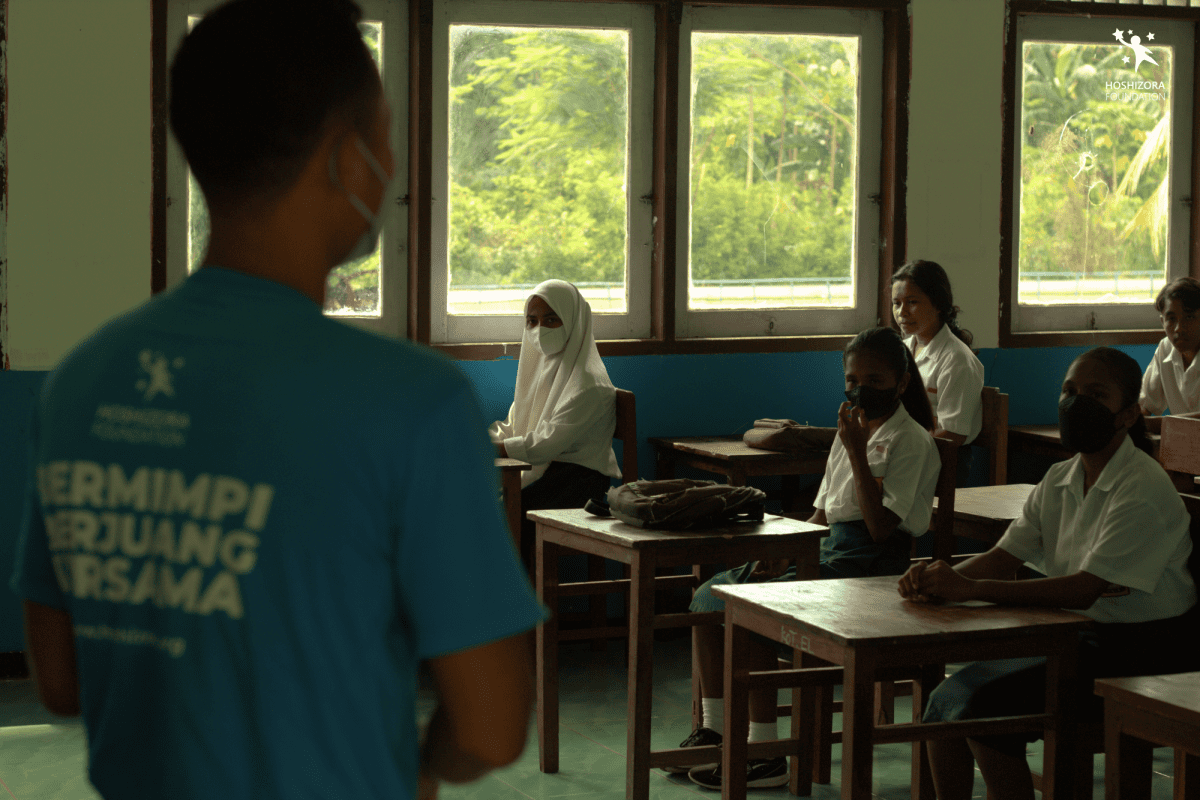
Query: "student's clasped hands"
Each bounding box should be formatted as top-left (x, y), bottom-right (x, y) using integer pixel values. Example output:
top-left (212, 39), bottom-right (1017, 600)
top-left (897, 560), bottom-right (973, 603)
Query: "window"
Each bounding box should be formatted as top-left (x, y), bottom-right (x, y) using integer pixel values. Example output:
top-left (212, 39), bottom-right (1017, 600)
top-left (157, 0), bottom-right (907, 353)
top-left (675, 6), bottom-right (883, 339)
top-left (1006, 12), bottom-right (1195, 338)
top-left (164, 0), bottom-right (408, 337)
top-left (429, 0), bottom-right (654, 344)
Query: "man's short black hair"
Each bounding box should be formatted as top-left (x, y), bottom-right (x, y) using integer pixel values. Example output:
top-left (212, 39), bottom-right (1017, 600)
top-left (1155, 276), bottom-right (1200, 315)
top-left (169, 0), bottom-right (380, 211)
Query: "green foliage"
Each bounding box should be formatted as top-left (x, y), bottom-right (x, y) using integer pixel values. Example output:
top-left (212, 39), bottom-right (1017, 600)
top-left (1018, 42), bottom-right (1172, 277)
top-left (447, 27), bottom-right (861, 290)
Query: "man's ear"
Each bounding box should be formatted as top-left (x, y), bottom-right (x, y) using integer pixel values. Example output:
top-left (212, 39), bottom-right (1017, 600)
top-left (897, 371), bottom-right (910, 396)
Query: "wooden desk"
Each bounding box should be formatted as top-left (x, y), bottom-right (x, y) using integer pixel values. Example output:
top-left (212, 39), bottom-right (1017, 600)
top-left (933, 483), bottom-right (1034, 547)
top-left (1010, 425), bottom-right (1160, 462)
top-left (495, 457), bottom-right (531, 549)
top-left (1094, 672), bottom-right (1200, 800)
top-left (713, 577), bottom-right (1090, 800)
top-left (649, 436), bottom-right (828, 513)
top-left (530, 508), bottom-right (827, 800)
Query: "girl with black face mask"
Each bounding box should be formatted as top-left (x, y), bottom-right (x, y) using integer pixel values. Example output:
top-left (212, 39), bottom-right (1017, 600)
top-left (899, 347), bottom-right (1196, 800)
top-left (673, 328), bottom-right (942, 791)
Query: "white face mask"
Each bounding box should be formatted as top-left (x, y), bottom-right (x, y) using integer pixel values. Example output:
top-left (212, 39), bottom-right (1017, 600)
top-left (524, 323), bottom-right (567, 357)
top-left (329, 136), bottom-right (394, 265)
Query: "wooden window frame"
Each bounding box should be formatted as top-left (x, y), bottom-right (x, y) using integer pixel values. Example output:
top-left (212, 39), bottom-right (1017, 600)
top-left (1000, 0), bottom-right (1200, 348)
top-left (150, 0), bottom-right (910, 359)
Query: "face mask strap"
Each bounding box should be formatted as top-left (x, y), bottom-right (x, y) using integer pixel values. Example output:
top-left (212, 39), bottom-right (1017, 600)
top-left (328, 136), bottom-right (391, 223)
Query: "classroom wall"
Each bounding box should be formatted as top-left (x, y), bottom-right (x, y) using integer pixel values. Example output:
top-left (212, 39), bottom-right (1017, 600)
top-left (0, 0), bottom-right (1159, 650)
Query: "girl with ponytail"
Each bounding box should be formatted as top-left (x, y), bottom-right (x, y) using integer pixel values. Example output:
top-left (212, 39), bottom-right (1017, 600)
top-left (900, 347), bottom-right (1196, 800)
top-left (892, 260), bottom-right (985, 453)
top-left (671, 327), bottom-right (942, 791)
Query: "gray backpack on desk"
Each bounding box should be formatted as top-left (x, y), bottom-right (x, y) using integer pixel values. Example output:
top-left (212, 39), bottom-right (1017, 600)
top-left (606, 479), bottom-right (766, 530)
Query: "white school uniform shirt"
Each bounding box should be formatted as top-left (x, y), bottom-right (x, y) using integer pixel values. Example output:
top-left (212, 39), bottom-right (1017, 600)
top-left (813, 403), bottom-right (940, 535)
top-left (997, 435), bottom-right (1196, 623)
top-left (905, 324), bottom-right (984, 444)
top-left (1139, 337), bottom-right (1200, 415)
top-left (489, 280), bottom-right (622, 488)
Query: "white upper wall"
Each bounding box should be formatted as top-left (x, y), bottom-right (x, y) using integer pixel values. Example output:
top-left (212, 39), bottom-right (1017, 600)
top-left (3, 0), bottom-right (1005, 368)
top-left (7, 0), bottom-right (151, 370)
top-left (906, 0), bottom-right (1003, 348)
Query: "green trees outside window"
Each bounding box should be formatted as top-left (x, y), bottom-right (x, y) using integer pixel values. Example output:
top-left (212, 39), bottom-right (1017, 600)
top-left (1018, 41), bottom-right (1172, 305)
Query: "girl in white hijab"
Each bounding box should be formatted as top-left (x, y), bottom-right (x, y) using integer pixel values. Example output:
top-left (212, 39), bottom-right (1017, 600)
top-left (490, 281), bottom-right (621, 552)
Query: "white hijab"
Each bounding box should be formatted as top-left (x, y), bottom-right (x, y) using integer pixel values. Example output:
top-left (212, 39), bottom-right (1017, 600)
top-left (500, 280), bottom-right (616, 485)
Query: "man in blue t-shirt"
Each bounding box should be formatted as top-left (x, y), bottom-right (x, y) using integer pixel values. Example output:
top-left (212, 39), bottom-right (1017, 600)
top-left (8, 2), bottom-right (547, 798)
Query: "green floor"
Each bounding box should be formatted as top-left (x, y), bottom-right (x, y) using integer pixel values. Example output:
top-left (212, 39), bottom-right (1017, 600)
top-left (0, 636), bottom-right (1181, 799)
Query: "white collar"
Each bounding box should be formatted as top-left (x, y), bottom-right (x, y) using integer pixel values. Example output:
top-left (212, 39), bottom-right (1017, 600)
top-left (870, 401), bottom-right (913, 443)
top-left (1055, 434), bottom-right (1136, 496)
top-left (912, 323), bottom-right (954, 360)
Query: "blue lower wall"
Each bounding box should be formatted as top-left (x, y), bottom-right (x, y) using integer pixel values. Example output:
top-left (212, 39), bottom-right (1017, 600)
top-left (0, 343), bottom-right (1155, 651)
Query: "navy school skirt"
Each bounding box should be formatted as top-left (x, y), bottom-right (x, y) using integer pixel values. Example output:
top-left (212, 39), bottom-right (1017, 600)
top-left (922, 610), bottom-right (1199, 755)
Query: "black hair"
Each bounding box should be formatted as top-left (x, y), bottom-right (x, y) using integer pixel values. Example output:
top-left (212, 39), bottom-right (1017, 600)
top-left (169, 0), bottom-right (380, 211)
top-left (843, 327), bottom-right (935, 431)
top-left (1154, 276), bottom-right (1200, 315)
top-left (1073, 347), bottom-right (1154, 457)
top-left (891, 260), bottom-right (974, 347)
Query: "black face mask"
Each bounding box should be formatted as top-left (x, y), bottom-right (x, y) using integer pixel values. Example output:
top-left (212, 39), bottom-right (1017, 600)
top-left (1057, 394), bottom-right (1120, 454)
top-left (844, 385), bottom-right (900, 421)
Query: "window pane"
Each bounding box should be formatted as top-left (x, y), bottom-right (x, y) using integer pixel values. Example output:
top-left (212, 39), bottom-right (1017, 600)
top-left (447, 25), bottom-right (630, 315)
top-left (1018, 38), bottom-right (1172, 306)
top-left (688, 32), bottom-right (859, 310)
top-left (185, 18), bottom-right (385, 318)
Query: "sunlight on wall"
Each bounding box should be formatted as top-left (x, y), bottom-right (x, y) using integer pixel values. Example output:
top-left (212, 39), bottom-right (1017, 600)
top-left (7, 0), bottom-right (150, 370)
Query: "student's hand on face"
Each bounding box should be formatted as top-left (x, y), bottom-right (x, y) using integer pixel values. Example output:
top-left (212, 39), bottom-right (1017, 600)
top-left (914, 561), bottom-right (974, 603)
top-left (837, 401), bottom-right (871, 455)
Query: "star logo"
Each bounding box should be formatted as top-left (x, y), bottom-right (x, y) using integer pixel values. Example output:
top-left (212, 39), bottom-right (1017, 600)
top-left (1112, 30), bottom-right (1160, 74)
top-left (135, 350), bottom-right (185, 401)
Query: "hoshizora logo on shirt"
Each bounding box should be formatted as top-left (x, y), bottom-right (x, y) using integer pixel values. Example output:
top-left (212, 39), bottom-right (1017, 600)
top-left (136, 349), bottom-right (184, 401)
top-left (91, 351), bottom-right (192, 447)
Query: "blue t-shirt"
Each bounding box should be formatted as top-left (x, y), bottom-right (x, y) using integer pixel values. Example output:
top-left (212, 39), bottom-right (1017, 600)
top-left (9, 267), bottom-right (547, 800)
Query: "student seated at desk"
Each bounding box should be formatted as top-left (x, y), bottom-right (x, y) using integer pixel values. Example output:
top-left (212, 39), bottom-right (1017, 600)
top-left (671, 326), bottom-right (940, 790)
top-left (900, 346), bottom-right (1197, 800)
top-left (490, 280), bottom-right (622, 560)
top-left (892, 260), bottom-right (984, 478)
top-left (1141, 276), bottom-right (1200, 429)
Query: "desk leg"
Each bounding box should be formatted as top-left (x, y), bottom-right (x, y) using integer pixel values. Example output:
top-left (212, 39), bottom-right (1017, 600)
top-left (722, 620), bottom-right (751, 800)
top-left (910, 664), bottom-right (942, 800)
top-left (791, 647), bottom-right (815, 797)
top-left (1177, 750), bottom-right (1200, 800)
top-left (1042, 639), bottom-right (1081, 800)
top-left (781, 474), bottom-right (801, 514)
top-left (691, 563), bottom-right (716, 730)
top-left (625, 551), bottom-right (656, 800)
top-left (502, 470), bottom-right (523, 554)
top-left (536, 536), bottom-right (560, 774)
top-left (802, 650), bottom-right (835, 785)
top-left (655, 449), bottom-right (676, 480)
top-left (841, 648), bottom-right (877, 800)
top-left (1104, 706), bottom-right (1152, 800)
